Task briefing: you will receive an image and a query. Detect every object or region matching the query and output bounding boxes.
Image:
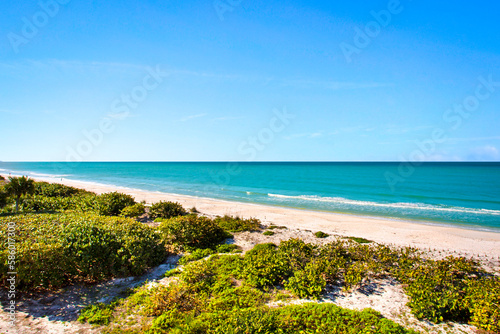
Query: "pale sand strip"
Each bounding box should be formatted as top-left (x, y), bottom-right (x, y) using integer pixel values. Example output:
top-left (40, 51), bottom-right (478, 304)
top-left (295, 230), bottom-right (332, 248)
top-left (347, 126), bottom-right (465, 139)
top-left (19, 175), bottom-right (500, 261)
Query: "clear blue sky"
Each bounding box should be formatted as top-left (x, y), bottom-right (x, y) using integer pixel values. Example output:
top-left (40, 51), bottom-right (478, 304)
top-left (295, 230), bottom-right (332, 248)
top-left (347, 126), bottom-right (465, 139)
top-left (1, 0), bottom-right (499, 161)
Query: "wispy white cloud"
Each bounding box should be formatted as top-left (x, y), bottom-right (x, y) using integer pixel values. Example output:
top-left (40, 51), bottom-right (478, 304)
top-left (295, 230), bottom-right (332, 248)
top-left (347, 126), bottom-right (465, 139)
top-left (384, 124), bottom-right (434, 135)
top-left (284, 132), bottom-right (324, 140)
top-left (211, 116), bottom-right (245, 122)
top-left (179, 113), bottom-right (207, 122)
top-left (0, 59), bottom-right (151, 75)
top-left (466, 145), bottom-right (500, 161)
top-left (0, 60), bottom-right (391, 91)
top-left (446, 136), bottom-right (500, 143)
top-left (280, 79), bottom-right (392, 90)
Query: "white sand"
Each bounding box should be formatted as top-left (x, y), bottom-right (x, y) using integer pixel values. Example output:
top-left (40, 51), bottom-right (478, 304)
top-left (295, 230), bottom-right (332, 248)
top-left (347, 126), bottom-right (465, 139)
top-left (26, 175), bottom-right (500, 262)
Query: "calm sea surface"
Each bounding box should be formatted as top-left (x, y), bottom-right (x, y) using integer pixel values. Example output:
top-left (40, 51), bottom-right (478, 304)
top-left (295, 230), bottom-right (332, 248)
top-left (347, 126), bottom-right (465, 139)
top-left (1, 162), bottom-right (499, 232)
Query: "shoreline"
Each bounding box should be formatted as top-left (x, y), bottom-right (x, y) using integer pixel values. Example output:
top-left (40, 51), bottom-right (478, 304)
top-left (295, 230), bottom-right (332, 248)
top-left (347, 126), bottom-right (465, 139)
top-left (7, 173), bottom-right (500, 260)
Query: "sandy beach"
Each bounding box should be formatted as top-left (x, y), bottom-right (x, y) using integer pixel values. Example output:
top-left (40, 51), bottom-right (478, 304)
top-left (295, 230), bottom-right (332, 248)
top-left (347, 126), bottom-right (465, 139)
top-left (22, 175), bottom-right (500, 262)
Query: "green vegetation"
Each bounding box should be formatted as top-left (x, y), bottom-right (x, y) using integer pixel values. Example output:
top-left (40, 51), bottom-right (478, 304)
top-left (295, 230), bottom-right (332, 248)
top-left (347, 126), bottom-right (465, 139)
top-left (0, 212), bottom-right (168, 289)
top-left (314, 231), bottom-right (329, 238)
top-left (346, 236), bottom-right (373, 244)
top-left (215, 244), bottom-right (240, 253)
top-left (120, 202), bottom-right (146, 218)
top-left (0, 181), bottom-right (498, 333)
top-left (86, 239), bottom-right (429, 333)
top-left (263, 230), bottom-right (275, 236)
top-left (150, 201), bottom-right (187, 219)
top-left (79, 191), bottom-right (136, 216)
top-left (158, 214), bottom-right (231, 250)
top-left (214, 215), bottom-right (261, 232)
top-left (78, 301), bottom-right (119, 325)
top-left (0, 186), bottom-right (8, 209)
top-left (33, 181), bottom-right (90, 197)
top-left (267, 224), bottom-right (287, 230)
top-left (4, 176), bottom-right (35, 212)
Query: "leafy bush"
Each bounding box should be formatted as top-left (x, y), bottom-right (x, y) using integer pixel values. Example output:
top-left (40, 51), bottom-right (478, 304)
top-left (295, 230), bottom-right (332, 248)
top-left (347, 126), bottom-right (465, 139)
top-left (120, 203), bottom-right (146, 218)
top-left (158, 215), bottom-right (231, 250)
top-left (278, 239), bottom-right (315, 273)
top-left (397, 256), bottom-right (481, 323)
top-left (214, 215), bottom-right (261, 232)
top-left (78, 301), bottom-right (118, 325)
top-left (263, 231), bottom-right (274, 236)
top-left (0, 213), bottom-right (168, 289)
top-left (150, 201), bottom-right (187, 219)
top-left (314, 231), bottom-right (329, 238)
top-left (243, 244), bottom-right (288, 289)
top-left (93, 192), bottom-right (136, 216)
top-left (0, 187), bottom-right (8, 209)
top-left (465, 277), bottom-right (500, 332)
top-left (346, 236), bottom-right (373, 244)
top-left (285, 261), bottom-right (326, 299)
top-left (179, 248), bottom-right (215, 265)
top-left (72, 192), bottom-right (136, 216)
top-left (215, 244), bottom-right (240, 253)
top-left (163, 268), bottom-right (181, 278)
top-left (189, 304), bottom-right (415, 334)
top-left (146, 283), bottom-right (201, 316)
top-left (33, 181), bottom-right (89, 198)
top-left (20, 194), bottom-right (80, 212)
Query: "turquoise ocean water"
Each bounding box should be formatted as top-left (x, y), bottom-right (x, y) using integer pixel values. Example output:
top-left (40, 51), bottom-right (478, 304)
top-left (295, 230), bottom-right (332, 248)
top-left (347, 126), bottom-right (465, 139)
top-left (1, 162), bottom-right (499, 232)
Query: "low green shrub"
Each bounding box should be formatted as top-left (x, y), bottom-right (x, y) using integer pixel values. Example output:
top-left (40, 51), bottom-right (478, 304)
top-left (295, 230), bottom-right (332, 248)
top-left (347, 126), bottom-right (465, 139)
top-left (267, 225), bottom-right (287, 230)
top-left (397, 256), bottom-right (481, 323)
top-left (215, 244), bottom-right (240, 253)
top-left (158, 215), bottom-right (231, 250)
top-left (120, 203), bottom-right (146, 218)
top-left (263, 231), bottom-right (274, 236)
top-left (465, 277), bottom-right (500, 332)
top-left (34, 181), bottom-right (89, 198)
top-left (0, 213), bottom-right (168, 289)
top-left (20, 194), bottom-right (79, 212)
top-left (214, 215), bottom-right (261, 232)
top-left (93, 192), bottom-right (136, 216)
top-left (243, 244), bottom-right (288, 289)
top-left (163, 268), bottom-right (181, 278)
top-left (146, 282), bottom-right (201, 316)
top-left (278, 239), bottom-right (315, 273)
top-left (189, 304), bottom-right (415, 334)
top-left (78, 301), bottom-right (118, 325)
top-left (285, 261), bottom-right (326, 299)
top-left (0, 187), bottom-right (8, 209)
top-left (73, 192), bottom-right (136, 216)
top-left (149, 201), bottom-right (187, 219)
top-left (179, 248), bottom-right (215, 265)
top-left (346, 236), bottom-right (373, 244)
top-left (314, 231), bottom-right (329, 238)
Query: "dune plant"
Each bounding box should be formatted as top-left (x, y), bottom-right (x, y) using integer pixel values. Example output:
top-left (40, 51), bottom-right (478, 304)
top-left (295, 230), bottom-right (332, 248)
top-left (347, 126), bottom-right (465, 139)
top-left (158, 214), bottom-right (230, 250)
top-left (120, 203), bottom-right (146, 218)
top-left (4, 176), bottom-right (35, 212)
top-left (150, 201), bottom-right (187, 219)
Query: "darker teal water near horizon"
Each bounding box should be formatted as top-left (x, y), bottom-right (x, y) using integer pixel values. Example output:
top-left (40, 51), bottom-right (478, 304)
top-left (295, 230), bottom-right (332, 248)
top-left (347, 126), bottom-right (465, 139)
top-left (1, 162), bottom-right (499, 232)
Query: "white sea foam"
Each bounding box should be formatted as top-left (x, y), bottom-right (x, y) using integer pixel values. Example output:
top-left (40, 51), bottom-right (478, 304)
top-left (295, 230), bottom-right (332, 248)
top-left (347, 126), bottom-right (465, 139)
top-left (267, 193), bottom-right (500, 216)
